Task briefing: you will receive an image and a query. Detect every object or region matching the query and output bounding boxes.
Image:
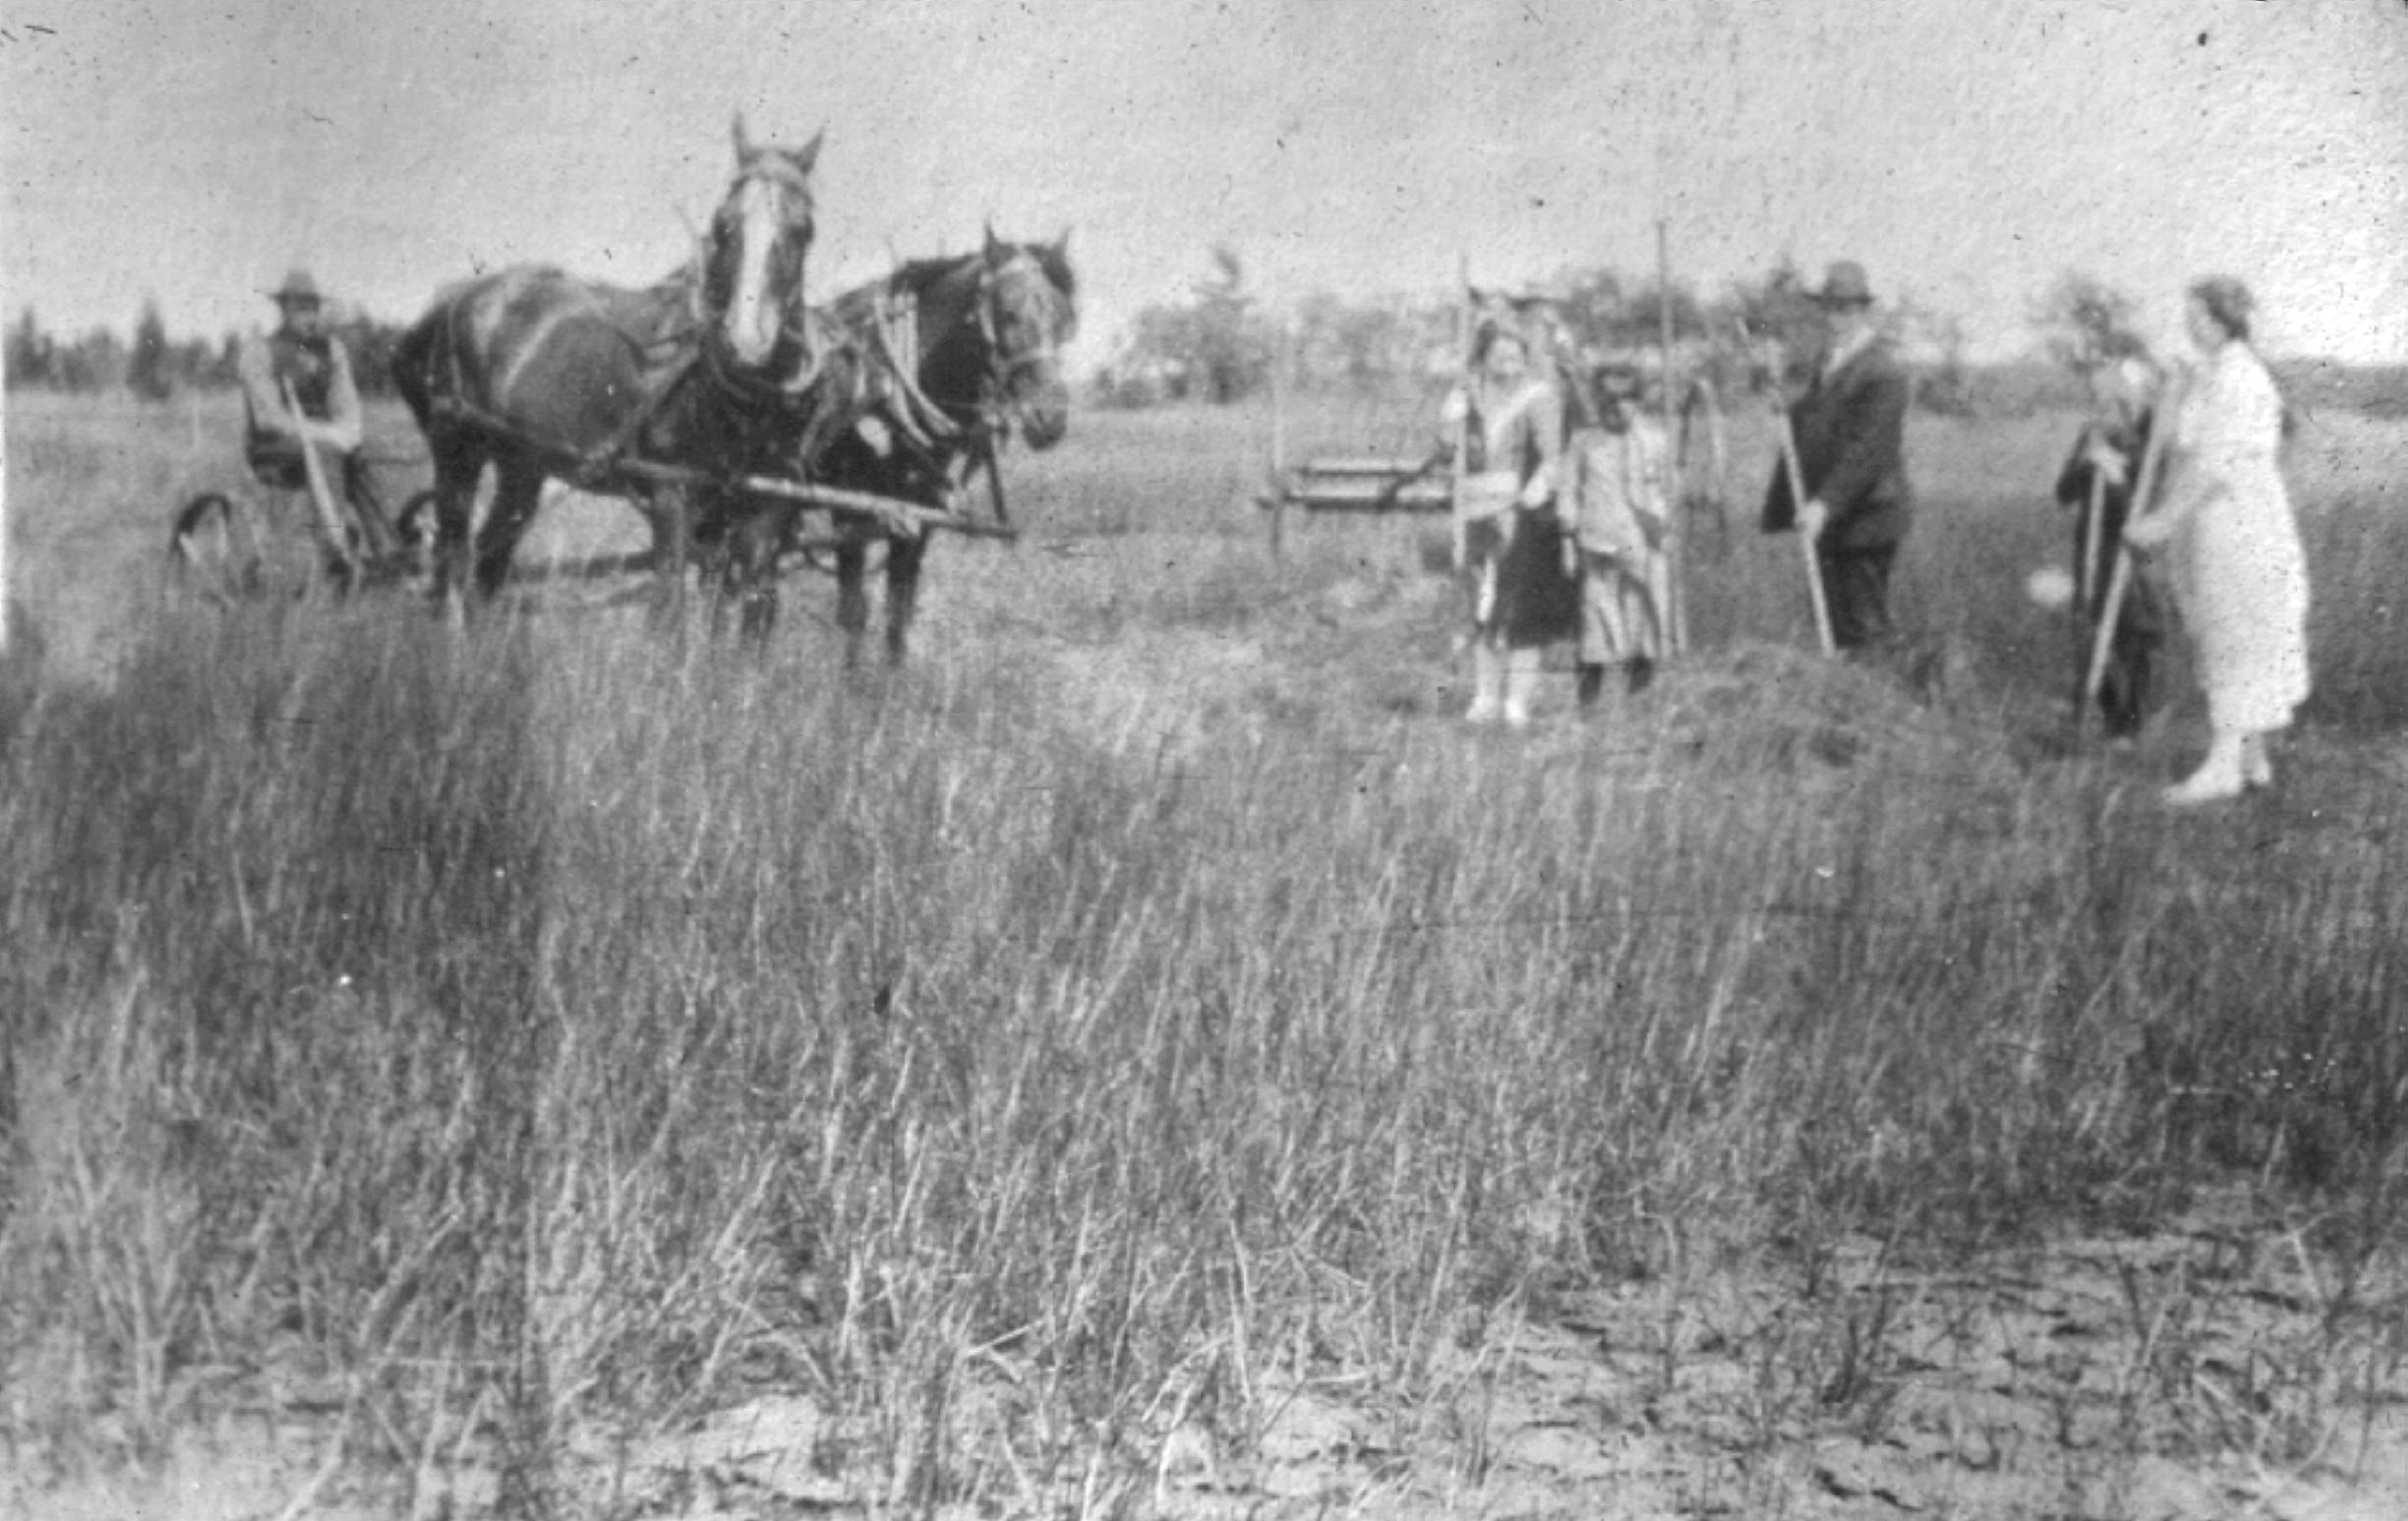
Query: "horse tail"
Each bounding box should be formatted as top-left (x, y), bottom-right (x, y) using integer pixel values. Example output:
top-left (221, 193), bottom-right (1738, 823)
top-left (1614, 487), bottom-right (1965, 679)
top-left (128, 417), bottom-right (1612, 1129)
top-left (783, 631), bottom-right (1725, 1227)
top-left (390, 304), bottom-right (441, 430)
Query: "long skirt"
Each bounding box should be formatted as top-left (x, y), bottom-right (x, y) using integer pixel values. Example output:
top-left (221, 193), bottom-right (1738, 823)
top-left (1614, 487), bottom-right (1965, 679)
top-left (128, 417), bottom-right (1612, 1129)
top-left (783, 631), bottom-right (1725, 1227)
top-left (2169, 462), bottom-right (2311, 734)
top-left (1576, 548), bottom-right (1669, 666)
top-left (1464, 508), bottom-right (1580, 649)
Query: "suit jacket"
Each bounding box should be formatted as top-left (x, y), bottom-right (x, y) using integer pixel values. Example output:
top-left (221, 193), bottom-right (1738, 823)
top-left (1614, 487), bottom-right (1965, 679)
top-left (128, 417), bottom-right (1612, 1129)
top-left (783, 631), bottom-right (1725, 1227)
top-left (2053, 409), bottom-right (2155, 552)
top-left (1760, 336), bottom-right (1913, 551)
top-left (2053, 409), bottom-right (2165, 637)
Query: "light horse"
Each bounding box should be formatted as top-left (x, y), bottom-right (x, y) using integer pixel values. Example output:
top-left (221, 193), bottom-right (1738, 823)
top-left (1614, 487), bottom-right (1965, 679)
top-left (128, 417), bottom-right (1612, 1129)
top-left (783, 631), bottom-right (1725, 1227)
top-left (390, 116), bottom-right (834, 625)
top-left (808, 229), bottom-right (1078, 665)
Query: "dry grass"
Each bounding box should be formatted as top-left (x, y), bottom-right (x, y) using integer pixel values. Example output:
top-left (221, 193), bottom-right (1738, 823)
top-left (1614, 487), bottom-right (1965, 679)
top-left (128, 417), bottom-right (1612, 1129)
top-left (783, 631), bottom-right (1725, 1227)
top-left (3, 387), bottom-right (2405, 1517)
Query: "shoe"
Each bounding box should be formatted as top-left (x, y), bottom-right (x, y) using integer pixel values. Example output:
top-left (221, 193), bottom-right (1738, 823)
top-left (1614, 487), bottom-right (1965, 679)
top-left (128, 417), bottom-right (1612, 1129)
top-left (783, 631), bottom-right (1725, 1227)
top-left (2163, 773), bottom-right (2242, 806)
top-left (1501, 649), bottom-right (1541, 730)
top-left (1466, 643), bottom-right (1503, 726)
top-left (1625, 656), bottom-right (1656, 696)
top-left (2241, 734), bottom-right (2274, 790)
top-left (2163, 736), bottom-right (2245, 806)
top-left (1575, 664), bottom-right (1608, 708)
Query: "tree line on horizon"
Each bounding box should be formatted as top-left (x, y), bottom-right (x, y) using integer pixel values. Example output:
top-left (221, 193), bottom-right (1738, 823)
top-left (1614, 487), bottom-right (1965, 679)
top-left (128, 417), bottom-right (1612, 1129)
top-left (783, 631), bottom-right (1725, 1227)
top-left (1089, 246), bottom-right (2014, 414)
top-left (1094, 254), bottom-right (2406, 422)
top-left (9, 271), bottom-right (2395, 422)
top-left (3, 298), bottom-right (411, 401)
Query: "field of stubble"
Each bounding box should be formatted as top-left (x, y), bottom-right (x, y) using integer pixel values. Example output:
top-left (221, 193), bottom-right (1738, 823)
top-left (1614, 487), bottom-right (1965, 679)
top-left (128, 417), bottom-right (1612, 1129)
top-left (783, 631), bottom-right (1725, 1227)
top-left (4, 386), bottom-right (2406, 1520)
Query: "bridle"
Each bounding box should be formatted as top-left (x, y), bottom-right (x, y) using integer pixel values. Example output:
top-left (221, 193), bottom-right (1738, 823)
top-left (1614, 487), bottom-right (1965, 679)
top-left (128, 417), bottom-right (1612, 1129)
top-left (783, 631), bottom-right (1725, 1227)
top-left (693, 152), bottom-right (823, 407)
top-left (950, 249), bottom-right (1072, 439)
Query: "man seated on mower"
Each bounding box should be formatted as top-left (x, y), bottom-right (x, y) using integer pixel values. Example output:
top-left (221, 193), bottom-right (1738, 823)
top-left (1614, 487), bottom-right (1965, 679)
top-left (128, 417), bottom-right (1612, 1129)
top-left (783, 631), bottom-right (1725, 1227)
top-left (238, 269), bottom-right (396, 581)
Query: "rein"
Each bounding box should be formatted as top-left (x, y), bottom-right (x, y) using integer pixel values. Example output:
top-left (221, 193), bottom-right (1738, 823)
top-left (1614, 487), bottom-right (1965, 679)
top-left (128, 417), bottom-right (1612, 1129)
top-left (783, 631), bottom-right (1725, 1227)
top-left (912, 250), bottom-right (1066, 440)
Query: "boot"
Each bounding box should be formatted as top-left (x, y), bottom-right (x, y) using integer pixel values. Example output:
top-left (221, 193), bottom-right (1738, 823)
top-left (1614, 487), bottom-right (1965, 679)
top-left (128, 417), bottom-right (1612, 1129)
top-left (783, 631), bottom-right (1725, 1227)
top-left (1576, 663), bottom-right (1609, 708)
top-left (1624, 655), bottom-right (1656, 696)
top-left (2164, 731), bottom-right (2245, 806)
top-left (2241, 732), bottom-right (2274, 790)
top-left (1466, 642), bottom-right (1504, 726)
top-left (1502, 647), bottom-right (1542, 730)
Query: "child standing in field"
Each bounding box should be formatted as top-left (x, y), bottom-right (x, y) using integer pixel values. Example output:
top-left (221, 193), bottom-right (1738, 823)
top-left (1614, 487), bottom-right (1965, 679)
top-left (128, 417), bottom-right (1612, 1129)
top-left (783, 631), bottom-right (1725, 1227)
top-left (1559, 362), bottom-right (1672, 705)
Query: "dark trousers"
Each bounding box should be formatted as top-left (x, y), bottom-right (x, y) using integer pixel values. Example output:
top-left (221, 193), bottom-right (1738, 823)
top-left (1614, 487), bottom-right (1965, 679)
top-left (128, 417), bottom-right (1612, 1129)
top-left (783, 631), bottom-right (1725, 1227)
top-left (1815, 543), bottom-right (1898, 652)
top-left (1463, 509), bottom-right (1580, 649)
top-left (2087, 574), bottom-right (2162, 737)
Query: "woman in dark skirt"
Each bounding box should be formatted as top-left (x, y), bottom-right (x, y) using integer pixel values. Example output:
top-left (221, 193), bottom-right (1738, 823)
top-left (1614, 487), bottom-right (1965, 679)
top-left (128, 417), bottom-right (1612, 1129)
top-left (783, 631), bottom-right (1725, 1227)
top-left (1444, 321), bottom-right (1577, 727)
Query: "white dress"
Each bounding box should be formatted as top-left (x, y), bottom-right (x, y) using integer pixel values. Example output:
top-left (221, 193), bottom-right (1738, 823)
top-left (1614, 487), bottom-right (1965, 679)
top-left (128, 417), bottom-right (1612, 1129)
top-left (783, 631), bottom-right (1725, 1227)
top-left (2164, 343), bottom-right (2311, 733)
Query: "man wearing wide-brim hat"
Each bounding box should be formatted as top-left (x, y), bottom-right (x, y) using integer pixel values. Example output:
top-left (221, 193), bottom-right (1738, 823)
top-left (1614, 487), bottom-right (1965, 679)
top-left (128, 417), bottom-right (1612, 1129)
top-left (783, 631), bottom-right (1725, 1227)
top-left (236, 267), bottom-right (396, 579)
top-left (1759, 260), bottom-right (1915, 652)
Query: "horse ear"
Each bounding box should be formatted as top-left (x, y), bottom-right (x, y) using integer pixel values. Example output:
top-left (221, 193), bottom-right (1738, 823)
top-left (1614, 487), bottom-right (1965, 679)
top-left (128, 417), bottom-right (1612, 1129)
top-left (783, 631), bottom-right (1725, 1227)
top-left (983, 221), bottom-right (1003, 261)
top-left (791, 126), bottom-right (825, 176)
top-left (732, 112), bottom-right (754, 161)
top-left (1052, 226), bottom-right (1072, 258)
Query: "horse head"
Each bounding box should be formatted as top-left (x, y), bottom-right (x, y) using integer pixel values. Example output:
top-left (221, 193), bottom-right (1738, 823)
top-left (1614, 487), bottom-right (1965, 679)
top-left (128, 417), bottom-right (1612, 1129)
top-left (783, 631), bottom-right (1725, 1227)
top-left (974, 225), bottom-right (1079, 449)
top-left (700, 113), bottom-right (823, 388)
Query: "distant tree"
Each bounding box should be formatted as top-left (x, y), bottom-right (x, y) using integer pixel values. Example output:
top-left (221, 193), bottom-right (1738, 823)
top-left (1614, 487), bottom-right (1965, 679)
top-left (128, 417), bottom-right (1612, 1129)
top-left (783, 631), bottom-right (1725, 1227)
top-left (1291, 290), bottom-right (1422, 394)
top-left (2029, 270), bottom-right (2145, 379)
top-left (1190, 245), bottom-right (1274, 403)
top-left (170, 337), bottom-right (217, 391)
top-left (1586, 277), bottom-right (1707, 357)
top-left (1550, 266), bottom-right (1623, 352)
top-left (336, 314), bottom-right (409, 399)
top-left (1110, 244), bottom-right (1278, 405)
top-left (56, 327), bottom-right (127, 393)
top-left (1888, 293), bottom-right (1973, 416)
top-left (128, 297), bottom-right (174, 401)
top-left (5, 308), bottom-right (54, 389)
top-left (1708, 258), bottom-right (1821, 392)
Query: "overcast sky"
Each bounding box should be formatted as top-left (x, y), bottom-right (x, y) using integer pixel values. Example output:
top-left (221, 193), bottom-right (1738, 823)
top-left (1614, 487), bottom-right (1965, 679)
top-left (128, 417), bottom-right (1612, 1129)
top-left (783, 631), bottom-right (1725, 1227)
top-left (4, 0), bottom-right (2403, 371)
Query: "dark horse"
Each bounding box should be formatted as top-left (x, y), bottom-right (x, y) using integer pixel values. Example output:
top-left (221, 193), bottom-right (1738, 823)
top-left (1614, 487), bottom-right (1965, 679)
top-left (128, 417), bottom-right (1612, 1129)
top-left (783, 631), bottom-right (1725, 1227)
top-left (808, 228), bottom-right (1078, 664)
top-left (390, 116), bottom-right (834, 625)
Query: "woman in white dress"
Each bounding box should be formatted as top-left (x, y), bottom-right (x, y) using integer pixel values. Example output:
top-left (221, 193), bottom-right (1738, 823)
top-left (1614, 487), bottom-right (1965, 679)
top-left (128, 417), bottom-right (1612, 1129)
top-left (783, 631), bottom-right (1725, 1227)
top-left (2124, 277), bottom-right (2311, 805)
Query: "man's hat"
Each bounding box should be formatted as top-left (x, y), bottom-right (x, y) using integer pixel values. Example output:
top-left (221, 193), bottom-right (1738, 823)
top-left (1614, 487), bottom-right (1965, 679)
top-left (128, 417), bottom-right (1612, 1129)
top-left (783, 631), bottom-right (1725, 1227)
top-left (1809, 261), bottom-right (1875, 308)
top-left (266, 268), bottom-right (323, 305)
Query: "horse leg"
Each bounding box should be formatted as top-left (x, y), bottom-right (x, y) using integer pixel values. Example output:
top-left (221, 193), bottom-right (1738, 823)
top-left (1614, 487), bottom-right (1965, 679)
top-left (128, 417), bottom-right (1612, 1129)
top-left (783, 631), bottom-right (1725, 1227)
top-left (728, 507), bottom-right (784, 651)
top-left (428, 433), bottom-right (486, 628)
top-left (883, 531), bottom-right (926, 666)
top-left (476, 454), bottom-right (550, 602)
top-left (835, 538), bottom-right (870, 670)
top-left (652, 488), bottom-right (692, 635)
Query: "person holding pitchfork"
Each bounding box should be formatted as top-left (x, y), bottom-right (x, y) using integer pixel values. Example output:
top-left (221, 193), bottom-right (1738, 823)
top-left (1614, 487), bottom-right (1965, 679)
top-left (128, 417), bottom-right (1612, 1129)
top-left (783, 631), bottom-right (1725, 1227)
top-left (237, 268), bottom-right (396, 590)
top-left (2054, 348), bottom-right (2169, 744)
top-left (1759, 261), bottom-right (1915, 656)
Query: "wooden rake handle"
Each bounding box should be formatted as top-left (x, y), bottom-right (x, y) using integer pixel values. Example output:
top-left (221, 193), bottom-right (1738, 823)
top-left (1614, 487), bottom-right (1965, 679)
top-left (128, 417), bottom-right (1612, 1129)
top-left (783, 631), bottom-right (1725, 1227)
top-left (2082, 386), bottom-right (2182, 724)
top-left (1776, 409), bottom-right (1835, 656)
top-left (280, 377), bottom-right (356, 577)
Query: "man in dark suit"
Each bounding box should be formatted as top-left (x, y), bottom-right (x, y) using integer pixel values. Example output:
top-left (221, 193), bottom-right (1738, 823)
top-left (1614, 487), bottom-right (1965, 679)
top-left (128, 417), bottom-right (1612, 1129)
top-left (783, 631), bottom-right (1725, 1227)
top-left (1761, 261), bottom-right (1914, 652)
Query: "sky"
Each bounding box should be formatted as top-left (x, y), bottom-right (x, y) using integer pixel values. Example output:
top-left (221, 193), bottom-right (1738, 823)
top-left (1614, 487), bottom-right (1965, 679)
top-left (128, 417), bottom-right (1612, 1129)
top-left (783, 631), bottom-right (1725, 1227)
top-left (3, 0), bottom-right (2404, 373)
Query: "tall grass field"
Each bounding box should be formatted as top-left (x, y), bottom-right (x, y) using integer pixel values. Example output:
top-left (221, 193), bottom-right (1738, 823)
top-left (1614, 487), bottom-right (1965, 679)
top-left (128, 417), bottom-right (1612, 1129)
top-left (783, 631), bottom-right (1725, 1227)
top-left (4, 386), bottom-right (2406, 1517)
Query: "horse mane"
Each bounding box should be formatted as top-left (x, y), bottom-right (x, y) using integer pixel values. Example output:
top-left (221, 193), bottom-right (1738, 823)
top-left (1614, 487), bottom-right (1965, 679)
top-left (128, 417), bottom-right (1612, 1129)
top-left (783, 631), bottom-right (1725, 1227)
top-left (883, 242), bottom-right (1077, 304)
top-left (887, 255), bottom-right (981, 297)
